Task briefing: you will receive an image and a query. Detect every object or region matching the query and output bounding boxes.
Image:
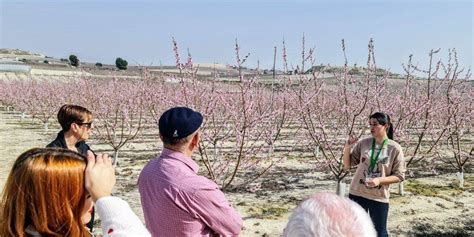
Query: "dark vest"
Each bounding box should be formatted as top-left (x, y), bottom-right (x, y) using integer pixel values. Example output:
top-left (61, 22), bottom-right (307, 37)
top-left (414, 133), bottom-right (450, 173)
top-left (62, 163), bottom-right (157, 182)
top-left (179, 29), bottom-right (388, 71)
top-left (46, 130), bottom-right (91, 156)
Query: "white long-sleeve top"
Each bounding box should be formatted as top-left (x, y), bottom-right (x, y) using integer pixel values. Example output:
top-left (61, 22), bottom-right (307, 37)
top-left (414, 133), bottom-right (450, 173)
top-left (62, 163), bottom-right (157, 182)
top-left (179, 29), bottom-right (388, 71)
top-left (95, 196), bottom-right (151, 237)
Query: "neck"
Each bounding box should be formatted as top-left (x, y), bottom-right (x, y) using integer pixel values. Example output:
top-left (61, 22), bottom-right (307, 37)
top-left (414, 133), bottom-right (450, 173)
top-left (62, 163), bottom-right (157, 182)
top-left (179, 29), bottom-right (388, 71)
top-left (183, 149), bottom-right (193, 157)
top-left (63, 130), bottom-right (79, 150)
top-left (164, 145), bottom-right (193, 158)
top-left (374, 135), bottom-right (388, 145)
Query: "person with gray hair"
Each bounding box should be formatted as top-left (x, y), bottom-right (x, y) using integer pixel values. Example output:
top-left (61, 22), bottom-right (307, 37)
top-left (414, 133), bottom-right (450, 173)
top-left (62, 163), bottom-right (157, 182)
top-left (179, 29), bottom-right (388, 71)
top-left (283, 192), bottom-right (376, 237)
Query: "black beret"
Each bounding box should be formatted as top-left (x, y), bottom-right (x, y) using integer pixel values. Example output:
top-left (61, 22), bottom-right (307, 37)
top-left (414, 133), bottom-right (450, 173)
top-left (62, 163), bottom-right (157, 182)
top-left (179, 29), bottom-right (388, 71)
top-left (158, 107), bottom-right (203, 139)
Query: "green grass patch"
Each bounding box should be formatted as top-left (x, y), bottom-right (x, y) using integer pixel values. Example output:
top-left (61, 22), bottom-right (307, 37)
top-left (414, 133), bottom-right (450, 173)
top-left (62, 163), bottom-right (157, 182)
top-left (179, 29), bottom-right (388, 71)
top-left (405, 180), bottom-right (466, 198)
top-left (247, 204), bottom-right (290, 220)
top-left (285, 155), bottom-right (300, 160)
top-left (390, 196), bottom-right (411, 205)
top-left (460, 175), bottom-right (474, 190)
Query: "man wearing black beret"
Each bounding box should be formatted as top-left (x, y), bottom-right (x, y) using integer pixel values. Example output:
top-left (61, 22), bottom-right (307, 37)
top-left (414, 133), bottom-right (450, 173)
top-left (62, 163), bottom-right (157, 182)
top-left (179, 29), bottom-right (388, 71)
top-left (138, 107), bottom-right (243, 236)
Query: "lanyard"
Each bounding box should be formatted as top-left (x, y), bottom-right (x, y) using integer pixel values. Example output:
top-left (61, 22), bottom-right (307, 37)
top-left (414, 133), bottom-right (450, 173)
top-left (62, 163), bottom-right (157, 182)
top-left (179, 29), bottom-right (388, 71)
top-left (370, 138), bottom-right (388, 172)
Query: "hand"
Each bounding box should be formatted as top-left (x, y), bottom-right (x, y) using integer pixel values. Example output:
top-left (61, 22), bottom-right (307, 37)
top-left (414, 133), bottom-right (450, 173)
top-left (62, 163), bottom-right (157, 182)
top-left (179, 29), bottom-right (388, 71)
top-left (365, 177), bottom-right (381, 188)
top-left (344, 135), bottom-right (358, 149)
top-left (85, 150), bottom-right (116, 201)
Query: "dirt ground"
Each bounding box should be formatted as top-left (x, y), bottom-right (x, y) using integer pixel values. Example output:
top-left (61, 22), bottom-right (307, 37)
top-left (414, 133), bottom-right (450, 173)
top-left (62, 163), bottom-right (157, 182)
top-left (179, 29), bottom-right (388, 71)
top-left (0, 109), bottom-right (472, 236)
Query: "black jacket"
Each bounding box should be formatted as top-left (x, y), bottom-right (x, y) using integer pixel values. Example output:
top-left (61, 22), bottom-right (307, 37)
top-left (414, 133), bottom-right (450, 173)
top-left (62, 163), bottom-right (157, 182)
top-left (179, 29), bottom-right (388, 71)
top-left (46, 130), bottom-right (92, 156)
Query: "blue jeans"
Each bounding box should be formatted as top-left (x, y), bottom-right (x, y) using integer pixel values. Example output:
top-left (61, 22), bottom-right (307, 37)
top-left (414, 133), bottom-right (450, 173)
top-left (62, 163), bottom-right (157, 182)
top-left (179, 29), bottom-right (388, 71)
top-left (349, 194), bottom-right (389, 237)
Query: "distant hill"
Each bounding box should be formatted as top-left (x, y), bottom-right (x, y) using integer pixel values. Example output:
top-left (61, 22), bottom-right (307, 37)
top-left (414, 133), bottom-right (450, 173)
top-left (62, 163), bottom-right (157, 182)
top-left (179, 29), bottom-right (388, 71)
top-left (0, 48), bottom-right (45, 57)
top-left (306, 65), bottom-right (399, 77)
top-left (1, 48), bottom-right (399, 78)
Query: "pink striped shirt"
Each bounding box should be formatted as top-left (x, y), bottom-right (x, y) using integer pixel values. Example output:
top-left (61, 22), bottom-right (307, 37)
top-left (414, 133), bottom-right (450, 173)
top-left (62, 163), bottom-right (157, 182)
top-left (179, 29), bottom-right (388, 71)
top-left (138, 148), bottom-right (242, 236)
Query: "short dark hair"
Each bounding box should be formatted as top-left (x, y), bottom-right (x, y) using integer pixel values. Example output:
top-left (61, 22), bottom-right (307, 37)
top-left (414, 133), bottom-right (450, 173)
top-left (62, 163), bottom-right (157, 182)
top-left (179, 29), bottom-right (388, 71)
top-left (57, 104), bottom-right (92, 131)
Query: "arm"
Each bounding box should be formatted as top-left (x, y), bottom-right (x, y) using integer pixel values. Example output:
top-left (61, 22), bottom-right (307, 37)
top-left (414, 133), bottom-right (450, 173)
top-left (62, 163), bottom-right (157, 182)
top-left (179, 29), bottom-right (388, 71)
top-left (84, 151), bottom-right (150, 237)
top-left (191, 188), bottom-right (243, 236)
top-left (366, 147), bottom-right (406, 188)
top-left (343, 136), bottom-right (360, 171)
top-left (388, 146), bottom-right (406, 182)
top-left (95, 196), bottom-right (151, 237)
top-left (366, 175), bottom-right (402, 188)
top-left (342, 145), bottom-right (352, 171)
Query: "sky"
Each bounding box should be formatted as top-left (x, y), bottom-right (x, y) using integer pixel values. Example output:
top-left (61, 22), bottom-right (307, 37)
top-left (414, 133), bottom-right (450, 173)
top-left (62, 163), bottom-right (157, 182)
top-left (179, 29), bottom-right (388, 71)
top-left (1, 0), bottom-right (472, 73)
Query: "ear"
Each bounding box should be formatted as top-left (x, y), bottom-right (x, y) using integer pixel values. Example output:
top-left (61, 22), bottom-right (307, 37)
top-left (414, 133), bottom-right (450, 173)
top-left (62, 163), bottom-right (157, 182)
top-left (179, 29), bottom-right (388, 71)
top-left (191, 132), bottom-right (200, 146)
top-left (70, 123), bottom-right (79, 132)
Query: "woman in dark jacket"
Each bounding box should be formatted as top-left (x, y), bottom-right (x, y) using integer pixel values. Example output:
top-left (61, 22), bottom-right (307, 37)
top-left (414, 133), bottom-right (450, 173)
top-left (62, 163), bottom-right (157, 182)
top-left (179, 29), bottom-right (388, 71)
top-left (47, 104), bottom-right (95, 231)
top-left (47, 104), bottom-right (93, 155)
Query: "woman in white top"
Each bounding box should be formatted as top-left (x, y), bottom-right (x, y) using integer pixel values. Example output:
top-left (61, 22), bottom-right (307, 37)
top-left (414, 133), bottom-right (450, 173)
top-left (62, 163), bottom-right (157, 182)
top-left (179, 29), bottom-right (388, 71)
top-left (0, 148), bottom-right (150, 237)
top-left (343, 112), bottom-right (406, 237)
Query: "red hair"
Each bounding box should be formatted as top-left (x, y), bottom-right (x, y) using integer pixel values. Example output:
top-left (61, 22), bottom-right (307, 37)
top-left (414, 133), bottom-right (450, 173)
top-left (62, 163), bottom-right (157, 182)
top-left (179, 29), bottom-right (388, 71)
top-left (0, 148), bottom-right (89, 237)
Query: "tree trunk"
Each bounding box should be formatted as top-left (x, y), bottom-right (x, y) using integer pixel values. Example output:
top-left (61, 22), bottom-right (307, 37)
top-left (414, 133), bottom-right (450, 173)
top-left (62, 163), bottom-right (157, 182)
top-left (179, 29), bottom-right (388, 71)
top-left (336, 181), bottom-right (346, 196)
top-left (457, 172), bottom-right (464, 188)
top-left (113, 149), bottom-right (119, 166)
top-left (214, 145), bottom-right (219, 158)
top-left (398, 181), bottom-right (405, 196)
top-left (315, 145), bottom-right (320, 157)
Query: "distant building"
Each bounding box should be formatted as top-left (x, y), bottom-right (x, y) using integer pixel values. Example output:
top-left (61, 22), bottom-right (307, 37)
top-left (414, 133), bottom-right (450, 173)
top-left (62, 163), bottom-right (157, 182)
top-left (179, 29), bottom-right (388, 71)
top-left (164, 76), bottom-right (179, 83)
top-left (0, 63), bottom-right (32, 73)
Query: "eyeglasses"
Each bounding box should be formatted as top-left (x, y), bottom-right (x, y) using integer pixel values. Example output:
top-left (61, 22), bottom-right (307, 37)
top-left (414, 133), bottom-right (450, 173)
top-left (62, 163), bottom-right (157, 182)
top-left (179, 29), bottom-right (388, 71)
top-left (76, 122), bottom-right (93, 128)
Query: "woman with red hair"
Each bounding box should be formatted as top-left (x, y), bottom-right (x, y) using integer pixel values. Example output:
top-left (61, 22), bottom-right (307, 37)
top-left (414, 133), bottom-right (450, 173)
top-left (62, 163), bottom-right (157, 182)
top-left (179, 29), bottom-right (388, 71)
top-left (0, 148), bottom-right (150, 237)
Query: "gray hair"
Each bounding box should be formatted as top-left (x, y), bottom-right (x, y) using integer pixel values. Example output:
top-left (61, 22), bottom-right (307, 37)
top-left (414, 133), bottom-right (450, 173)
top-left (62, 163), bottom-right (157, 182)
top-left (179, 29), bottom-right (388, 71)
top-left (283, 193), bottom-right (376, 237)
top-left (161, 131), bottom-right (198, 147)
